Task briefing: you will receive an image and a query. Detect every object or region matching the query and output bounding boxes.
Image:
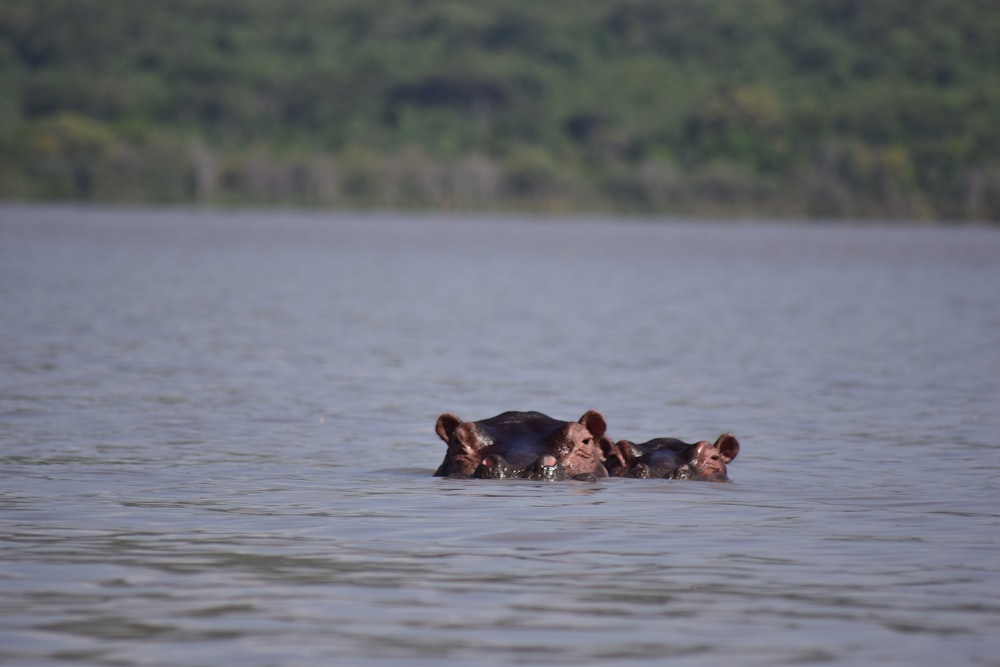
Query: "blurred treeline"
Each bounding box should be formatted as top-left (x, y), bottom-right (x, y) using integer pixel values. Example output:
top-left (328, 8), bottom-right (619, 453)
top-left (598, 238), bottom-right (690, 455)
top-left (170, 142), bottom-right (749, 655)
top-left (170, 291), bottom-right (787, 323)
top-left (2, 0), bottom-right (999, 221)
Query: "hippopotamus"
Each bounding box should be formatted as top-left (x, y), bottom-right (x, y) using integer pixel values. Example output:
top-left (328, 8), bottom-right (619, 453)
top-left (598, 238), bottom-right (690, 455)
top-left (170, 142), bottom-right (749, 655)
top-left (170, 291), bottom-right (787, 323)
top-left (602, 433), bottom-right (740, 481)
top-left (433, 410), bottom-right (610, 480)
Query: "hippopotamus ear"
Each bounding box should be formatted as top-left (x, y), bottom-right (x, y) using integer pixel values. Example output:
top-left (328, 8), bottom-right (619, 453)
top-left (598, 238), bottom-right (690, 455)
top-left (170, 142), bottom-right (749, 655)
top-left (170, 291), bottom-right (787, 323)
top-left (578, 410), bottom-right (607, 440)
top-left (714, 433), bottom-right (739, 463)
top-left (596, 436), bottom-right (615, 464)
top-left (601, 438), bottom-right (637, 469)
top-left (435, 413), bottom-right (463, 443)
top-left (435, 412), bottom-right (483, 457)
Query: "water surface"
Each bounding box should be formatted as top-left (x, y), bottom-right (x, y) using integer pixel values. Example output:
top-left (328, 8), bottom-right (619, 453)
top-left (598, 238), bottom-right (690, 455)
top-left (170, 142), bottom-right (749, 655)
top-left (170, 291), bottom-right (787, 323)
top-left (2, 206), bottom-right (999, 666)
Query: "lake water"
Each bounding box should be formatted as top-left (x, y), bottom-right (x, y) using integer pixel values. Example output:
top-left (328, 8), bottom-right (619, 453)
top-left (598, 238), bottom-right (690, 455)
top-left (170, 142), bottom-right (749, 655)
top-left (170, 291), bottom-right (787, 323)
top-left (1, 205), bottom-right (999, 666)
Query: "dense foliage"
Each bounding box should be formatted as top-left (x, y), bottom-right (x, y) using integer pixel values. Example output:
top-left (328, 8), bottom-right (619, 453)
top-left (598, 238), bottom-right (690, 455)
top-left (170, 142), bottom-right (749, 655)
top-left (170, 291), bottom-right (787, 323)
top-left (2, 0), bottom-right (998, 220)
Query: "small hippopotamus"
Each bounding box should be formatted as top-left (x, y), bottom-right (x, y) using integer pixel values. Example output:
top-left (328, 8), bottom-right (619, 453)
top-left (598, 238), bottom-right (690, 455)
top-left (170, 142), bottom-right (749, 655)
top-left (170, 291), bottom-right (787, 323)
top-left (603, 433), bottom-right (740, 481)
top-left (433, 410), bottom-right (610, 480)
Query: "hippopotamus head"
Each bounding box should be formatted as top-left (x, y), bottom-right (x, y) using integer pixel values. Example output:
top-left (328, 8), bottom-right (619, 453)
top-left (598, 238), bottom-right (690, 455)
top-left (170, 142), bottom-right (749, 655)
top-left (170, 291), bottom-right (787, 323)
top-left (603, 433), bottom-right (739, 481)
top-left (433, 410), bottom-right (609, 480)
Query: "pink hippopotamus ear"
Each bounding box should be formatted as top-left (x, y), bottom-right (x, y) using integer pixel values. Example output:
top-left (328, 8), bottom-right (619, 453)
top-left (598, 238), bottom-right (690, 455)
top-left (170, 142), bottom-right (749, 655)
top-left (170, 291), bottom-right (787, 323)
top-left (597, 436), bottom-right (619, 465)
top-left (435, 413), bottom-right (483, 454)
top-left (714, 433), bottom-right (739, 463)
top-left (435, 413), bottom-right (463, 443)
top-left (600, 438), bottom-right (638, 469)
top-left (577, 410), bottom-right (607, 440)
top-left (435, 413), bottom-right (489, 476)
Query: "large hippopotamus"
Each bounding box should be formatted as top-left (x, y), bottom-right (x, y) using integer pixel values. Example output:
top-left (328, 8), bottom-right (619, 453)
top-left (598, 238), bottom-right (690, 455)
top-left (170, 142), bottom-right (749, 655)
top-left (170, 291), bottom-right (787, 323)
top-left (602, 433), bottom-right (740, 481)
top-left (433, 410), bottom-right (610, 480)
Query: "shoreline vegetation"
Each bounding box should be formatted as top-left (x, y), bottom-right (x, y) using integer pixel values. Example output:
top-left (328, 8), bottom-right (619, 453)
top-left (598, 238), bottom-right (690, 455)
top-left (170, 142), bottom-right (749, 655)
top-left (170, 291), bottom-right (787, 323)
top-left (1, 1), bottom-right (998, 222)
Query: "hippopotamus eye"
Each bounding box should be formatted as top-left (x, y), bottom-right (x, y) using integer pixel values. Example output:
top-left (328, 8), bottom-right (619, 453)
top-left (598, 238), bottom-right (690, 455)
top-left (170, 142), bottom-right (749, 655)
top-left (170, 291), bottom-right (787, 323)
top-left (582, 437), bottom-right (592, 445)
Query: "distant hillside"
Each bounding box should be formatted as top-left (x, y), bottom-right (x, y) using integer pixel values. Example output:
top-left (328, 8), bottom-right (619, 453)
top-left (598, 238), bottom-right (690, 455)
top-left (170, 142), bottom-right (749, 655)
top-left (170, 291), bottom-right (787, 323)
top-left (2, 0), bottom-right (998, 221)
